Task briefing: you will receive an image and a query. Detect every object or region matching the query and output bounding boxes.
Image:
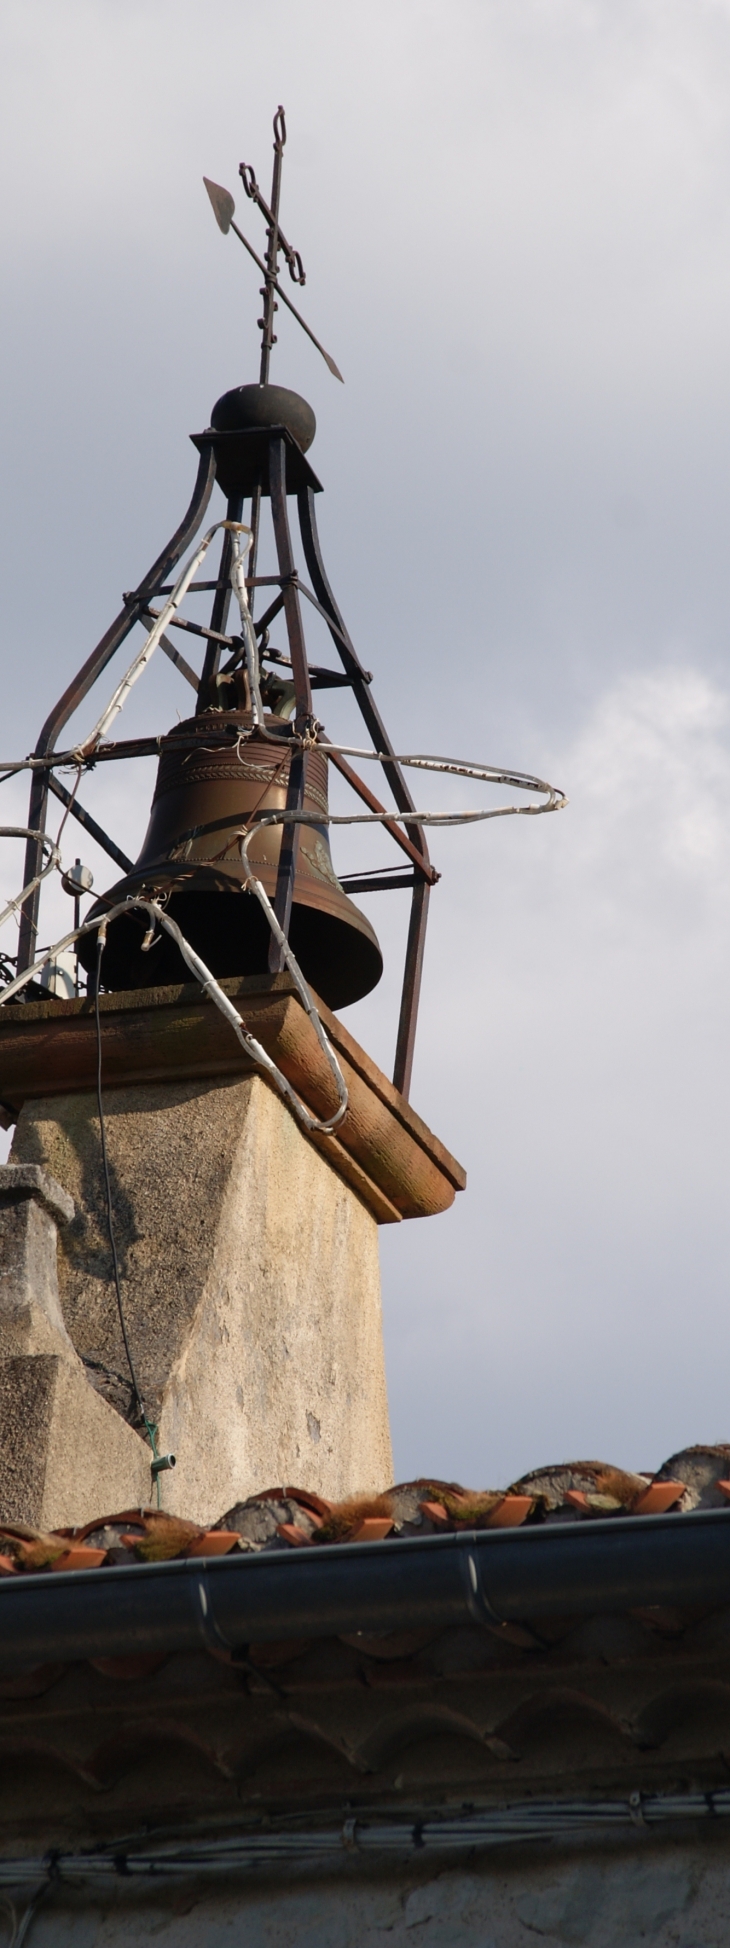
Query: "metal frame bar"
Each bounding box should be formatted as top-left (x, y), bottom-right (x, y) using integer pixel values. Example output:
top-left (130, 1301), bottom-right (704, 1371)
top-left (266, 434), bottom-right (312, 971)
top-left (323, 742), bottom-right (437, 881)
top-left (17, 442), bottom-right (217, 972)
top-left (339, 871), bottom-right (416, 895)
top-left (196, 491), bottom-right (243, 706)
top-left (46, 777), bottom-right (133, 875)
top-left (16, 434), bottom-right (436, 1099)
top-left (297, 486), bottom-right (432, 1098)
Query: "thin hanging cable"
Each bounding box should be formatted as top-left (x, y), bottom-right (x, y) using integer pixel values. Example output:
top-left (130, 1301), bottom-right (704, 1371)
top-left (51, 764), bottom-right (82, 851)
top-left (0, 829), bottom-right (60, 936)
top-left (94, 935), bottom-right (159, 1476)
top-left (0, 895), bottom-right (349, 1136)
top-left (11, 1880), bottom-right (51, 1948)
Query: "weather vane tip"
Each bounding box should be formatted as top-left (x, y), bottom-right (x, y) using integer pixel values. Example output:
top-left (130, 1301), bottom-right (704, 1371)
top-left (203, 177), bottom-right (235, 235)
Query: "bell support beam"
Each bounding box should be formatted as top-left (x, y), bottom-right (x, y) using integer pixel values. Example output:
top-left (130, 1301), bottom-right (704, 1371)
top-left (269, 439), bottom-right (312, 723)
top-left (297, 486), bottom-right (432, 1100)
top-left (46, 777), bottom-right (134, 876)
top-left (392, 877), bottom-right (431, 1102)
top-left (322, 743), bottom-right (437, 883)
top-left (323, 744), bottom-right (432, 1099)
top-left (196, 490), bottom-right (244, 709)
top-left (267, 435), bottom-right (313, 971)
top-left (251, 589), bottom-right (286, 638)
top-left (296, 488), bottom-right (428, 845)
top-left (17, 442), bottom-right (217, 974)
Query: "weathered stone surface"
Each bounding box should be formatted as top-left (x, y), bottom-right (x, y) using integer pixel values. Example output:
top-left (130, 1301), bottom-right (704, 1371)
top-left (0, 1162), bottom-right (74, 1226)
top-left (0, 1181), bottom-right (77, 1361)
top-left (2, 1836), bottom-right (726, 1946)
top-left (0, 1171), bottom-right (152, 1527)
top-left (0, 1353), bottom-right (151, 1528)
top-left (12, 1071), bottom-right (393, 1522)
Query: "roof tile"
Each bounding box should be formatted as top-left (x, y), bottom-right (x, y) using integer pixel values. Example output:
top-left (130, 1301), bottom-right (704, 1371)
top-left (0, 1446), bottom-right (727, 1576)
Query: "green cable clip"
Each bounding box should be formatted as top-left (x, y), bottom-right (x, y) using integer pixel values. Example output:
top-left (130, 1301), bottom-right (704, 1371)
top-left (144, 1418), bottom-right (176, 1504)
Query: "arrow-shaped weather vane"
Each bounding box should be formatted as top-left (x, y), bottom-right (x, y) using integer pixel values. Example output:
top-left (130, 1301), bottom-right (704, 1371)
top-left (204, 105), bottom-right (343, 384)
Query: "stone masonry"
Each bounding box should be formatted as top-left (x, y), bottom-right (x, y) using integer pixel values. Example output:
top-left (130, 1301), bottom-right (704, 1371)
top-left (4, 1073), bottom-right (391, 1526)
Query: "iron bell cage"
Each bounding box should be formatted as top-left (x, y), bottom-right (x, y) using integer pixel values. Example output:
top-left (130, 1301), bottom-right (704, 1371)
top-left (12, 108), bottom-right (564, 1104)
top-left (15, 111), bottom-right (441, 1102)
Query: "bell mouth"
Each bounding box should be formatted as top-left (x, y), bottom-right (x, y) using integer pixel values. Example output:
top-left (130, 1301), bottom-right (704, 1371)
top-left (77, 862), bottom-right (383, 1012)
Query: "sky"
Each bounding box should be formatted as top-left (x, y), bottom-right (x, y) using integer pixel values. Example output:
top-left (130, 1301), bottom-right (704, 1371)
top-left (1, 0), bottom-right (730, 1487)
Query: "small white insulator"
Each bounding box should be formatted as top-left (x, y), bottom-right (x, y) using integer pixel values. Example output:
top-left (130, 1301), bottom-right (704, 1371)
top-left (61, 861), bottom-right (94, 896)
top-left (40, 952), bottom-right (77, 1000)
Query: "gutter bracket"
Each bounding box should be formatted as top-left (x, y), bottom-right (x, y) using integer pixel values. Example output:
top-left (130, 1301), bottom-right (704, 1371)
top-left (191, 1562), bottom-right (237, 1659)
top-left (461, 1542), bottom-right (504, 1627)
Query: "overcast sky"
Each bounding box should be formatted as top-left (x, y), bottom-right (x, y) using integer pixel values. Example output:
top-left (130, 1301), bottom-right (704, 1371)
top-left (2, 0), bottom-right (730, 1488)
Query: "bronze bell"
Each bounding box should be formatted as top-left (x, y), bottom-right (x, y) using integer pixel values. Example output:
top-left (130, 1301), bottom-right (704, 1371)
top-left (78, 710), bottom-right (383, 1009)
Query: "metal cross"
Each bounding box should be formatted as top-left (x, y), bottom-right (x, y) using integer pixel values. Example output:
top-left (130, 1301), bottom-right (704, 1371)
top-left (204, 107), bottom-right (343, 382)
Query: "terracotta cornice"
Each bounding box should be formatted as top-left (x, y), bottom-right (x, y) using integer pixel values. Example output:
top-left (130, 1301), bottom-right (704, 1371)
top-left (0, 977), bottom-right (465, 1225)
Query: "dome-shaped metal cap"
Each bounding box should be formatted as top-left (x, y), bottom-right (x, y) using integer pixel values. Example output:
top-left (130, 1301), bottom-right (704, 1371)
top-left (211, 383), bottom-right (316, 452)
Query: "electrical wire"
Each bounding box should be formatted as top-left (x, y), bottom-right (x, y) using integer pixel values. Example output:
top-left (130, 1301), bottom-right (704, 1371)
top-left (313, 745), bottom-right (566, 809)
top-left (10, 1882), bottom-right (50, 1947)
top-left (0, 748), bottom-right (566, 962)
top-left (0, 1787), bottom-right (729, 1888)
top-left (0, 742), bottom-right (568, 1133)
top-left (74, 519), bottom-right (242, 758)
top-left (94, 935), bottom-right (147, 1429)
top-left (228, 524), bottom-right (266, 728)
top-left (94, 933), bottom-right (164, 1494)
top-left (0, 893), bottom-right (349, 1136)
top-left (0, 830), bottom-right (60, 937)
top-left (95, 900), bottom-right (348, 1136)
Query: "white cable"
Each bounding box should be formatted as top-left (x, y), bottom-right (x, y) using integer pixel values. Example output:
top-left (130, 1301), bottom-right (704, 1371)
top-left (227, 526), bottom-right (266, 729)
top-left (0, 745), bottom-right (566, 817)
top-left (2, 1786), bottom-right (730, 1883)
top-left (0, 897), bottom-right (348, 1138)
top-left (320, 744), bottom-right (566, 811)
top-left (235, 802), bottom-right (559, 837)
top-left (0, 829), bottom-right (60, 936)
top-left (237, 831), bottom-right (348, 1127)
top-left (75, 521), bottom-right (234, 757)
top-left (0, 754), bottom-right (565, 1103)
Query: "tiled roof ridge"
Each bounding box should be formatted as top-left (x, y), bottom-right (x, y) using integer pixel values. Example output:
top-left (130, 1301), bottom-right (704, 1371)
top-left (2, 1443), bottom-right (730, 1575)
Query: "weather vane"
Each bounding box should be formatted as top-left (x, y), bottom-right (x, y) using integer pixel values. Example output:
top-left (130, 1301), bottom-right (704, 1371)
top-left (204, 106), bottom-right (343, 385)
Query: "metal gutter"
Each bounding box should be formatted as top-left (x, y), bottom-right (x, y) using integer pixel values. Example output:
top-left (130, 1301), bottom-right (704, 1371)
top-left (1, 1507), bottom-right (729, 1671)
